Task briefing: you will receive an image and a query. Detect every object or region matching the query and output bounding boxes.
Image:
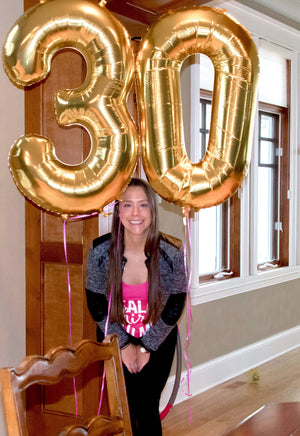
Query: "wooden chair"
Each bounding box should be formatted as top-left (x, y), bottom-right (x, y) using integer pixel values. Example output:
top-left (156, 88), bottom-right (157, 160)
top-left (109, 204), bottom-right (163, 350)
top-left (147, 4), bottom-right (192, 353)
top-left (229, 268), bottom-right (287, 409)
top-left (0, 335), bottom-right (132, 436)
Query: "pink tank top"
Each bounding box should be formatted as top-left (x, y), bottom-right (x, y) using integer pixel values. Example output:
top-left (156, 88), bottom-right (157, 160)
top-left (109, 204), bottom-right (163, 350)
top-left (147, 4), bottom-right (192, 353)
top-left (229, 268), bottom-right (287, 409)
top-left (122, 281), bottom-right (151, 338)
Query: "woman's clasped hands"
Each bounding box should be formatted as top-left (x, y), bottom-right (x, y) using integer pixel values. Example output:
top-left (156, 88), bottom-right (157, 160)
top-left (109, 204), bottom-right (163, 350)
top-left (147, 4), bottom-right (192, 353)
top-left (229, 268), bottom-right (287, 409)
top-left (121, 343), bottom-right (150, 373)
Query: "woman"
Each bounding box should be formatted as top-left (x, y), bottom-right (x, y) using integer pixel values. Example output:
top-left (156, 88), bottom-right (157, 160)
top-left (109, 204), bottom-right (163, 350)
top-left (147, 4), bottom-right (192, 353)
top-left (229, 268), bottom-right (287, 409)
top-left (85, 178), bottom-right (187, 435)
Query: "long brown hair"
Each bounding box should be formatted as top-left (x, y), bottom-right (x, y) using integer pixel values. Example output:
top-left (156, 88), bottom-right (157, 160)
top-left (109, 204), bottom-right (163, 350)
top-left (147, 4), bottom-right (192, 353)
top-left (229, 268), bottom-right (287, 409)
top-left (107, 178), bottom-right (161, 325)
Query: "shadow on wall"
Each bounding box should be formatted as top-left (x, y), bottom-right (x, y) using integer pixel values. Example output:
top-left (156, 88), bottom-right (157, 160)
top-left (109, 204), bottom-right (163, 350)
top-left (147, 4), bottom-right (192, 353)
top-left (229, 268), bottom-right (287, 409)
top-left (158, 199), bottom-right (185, 241)
top-left (0, 394), bottom-right (7, 436)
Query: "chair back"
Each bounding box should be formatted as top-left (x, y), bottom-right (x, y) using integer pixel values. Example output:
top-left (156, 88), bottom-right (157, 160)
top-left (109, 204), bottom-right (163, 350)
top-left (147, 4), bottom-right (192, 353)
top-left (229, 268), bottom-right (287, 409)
top-left (0, 335), bottom-right (132, 436)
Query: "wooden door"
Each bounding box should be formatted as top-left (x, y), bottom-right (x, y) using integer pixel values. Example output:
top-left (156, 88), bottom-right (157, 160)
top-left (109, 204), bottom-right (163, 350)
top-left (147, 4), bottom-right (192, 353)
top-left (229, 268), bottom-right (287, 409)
top-left (24, 0), bottom-right (103, 433)
top-left (22, 0), bottom-right (146, 432)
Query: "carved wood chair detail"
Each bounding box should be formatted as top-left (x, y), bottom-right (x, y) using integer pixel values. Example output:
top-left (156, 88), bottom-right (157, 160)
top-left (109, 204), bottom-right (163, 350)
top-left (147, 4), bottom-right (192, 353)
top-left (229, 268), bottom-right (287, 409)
top-left (0, 335), bottom-right (132, 436)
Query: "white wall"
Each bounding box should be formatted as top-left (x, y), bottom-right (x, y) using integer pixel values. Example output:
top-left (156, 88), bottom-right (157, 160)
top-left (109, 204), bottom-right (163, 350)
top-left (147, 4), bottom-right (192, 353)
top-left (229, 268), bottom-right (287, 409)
top-left (0, 0), bottom-right (25, 433)
top-left (297, 52), bottom-right (300, 265)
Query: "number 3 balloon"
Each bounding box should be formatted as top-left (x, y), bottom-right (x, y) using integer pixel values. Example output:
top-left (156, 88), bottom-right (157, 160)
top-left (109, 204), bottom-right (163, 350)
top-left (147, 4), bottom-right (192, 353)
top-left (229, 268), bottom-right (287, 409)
top-left (3, 0), bottom-right (138, 216)
top-left (136, 6), bottom-right (259, 211)
top-left (3, 1), bottom-right (259, 215)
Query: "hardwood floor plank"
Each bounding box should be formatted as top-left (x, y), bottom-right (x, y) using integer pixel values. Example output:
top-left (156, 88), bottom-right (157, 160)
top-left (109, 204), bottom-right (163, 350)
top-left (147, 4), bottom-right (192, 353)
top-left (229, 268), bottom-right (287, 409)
top-left (162, 347), bottom-right (300, 435)
top-left (225, 402), bottom-right (300, 435)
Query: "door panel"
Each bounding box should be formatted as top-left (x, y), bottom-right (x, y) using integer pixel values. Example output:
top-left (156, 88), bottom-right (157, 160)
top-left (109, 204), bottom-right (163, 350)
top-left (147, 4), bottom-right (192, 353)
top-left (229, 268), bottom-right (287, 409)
top-left (42, 215), bottom-right (82, 243)
top-left (43, 263), bottom-right (83, 351)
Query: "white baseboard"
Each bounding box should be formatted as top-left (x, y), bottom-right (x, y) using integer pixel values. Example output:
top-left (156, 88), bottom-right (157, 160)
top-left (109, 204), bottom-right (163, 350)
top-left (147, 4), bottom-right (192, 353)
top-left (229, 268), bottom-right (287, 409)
top-left (160, 325), bottom-right (300, 410)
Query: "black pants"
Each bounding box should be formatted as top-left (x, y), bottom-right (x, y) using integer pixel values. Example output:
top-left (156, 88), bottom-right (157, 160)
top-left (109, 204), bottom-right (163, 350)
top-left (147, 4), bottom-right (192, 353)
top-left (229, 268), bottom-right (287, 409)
top-left (123, 326), bottom-right (177, 436)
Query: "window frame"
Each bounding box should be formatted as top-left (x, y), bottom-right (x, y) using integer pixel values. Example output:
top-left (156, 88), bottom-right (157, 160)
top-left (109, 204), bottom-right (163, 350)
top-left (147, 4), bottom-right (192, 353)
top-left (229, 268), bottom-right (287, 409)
top-left (198, 90), bottom-right (240, 284)
top-left (257, 102), bottom-right (290, 270)
top-left (189, 6), bottom-right (300, 306)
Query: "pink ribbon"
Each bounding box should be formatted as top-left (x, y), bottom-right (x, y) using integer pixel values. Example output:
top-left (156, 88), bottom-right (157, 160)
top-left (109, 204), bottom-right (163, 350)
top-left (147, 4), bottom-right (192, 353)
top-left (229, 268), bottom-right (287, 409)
top-left (62, 206), bottom-right (117, 417)
top-left (97, 217), bottom-right (121, 415)
top-left (97, 283), bottom-right (113, 415)
top-left (182, 210), bottom-right (193, 421)
top-left (63, 219), bottom-right (78, 418)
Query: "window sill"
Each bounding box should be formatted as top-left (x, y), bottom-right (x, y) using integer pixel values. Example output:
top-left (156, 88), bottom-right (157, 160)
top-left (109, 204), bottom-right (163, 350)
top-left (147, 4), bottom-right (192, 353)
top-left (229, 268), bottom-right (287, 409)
top-left (191, 266), bottom-right (300, 305)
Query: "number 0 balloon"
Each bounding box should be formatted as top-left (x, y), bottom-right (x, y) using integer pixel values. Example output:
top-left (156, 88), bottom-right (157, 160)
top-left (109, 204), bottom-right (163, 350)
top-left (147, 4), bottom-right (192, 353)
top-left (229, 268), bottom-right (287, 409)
top-left (3, 0), bottom-right (138, 217)
top-left (136, 6), bottom-right (259, 211)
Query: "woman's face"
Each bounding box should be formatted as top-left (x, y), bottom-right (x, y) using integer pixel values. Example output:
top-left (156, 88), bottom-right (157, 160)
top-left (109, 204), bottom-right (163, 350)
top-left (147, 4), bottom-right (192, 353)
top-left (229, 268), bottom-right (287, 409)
top-left (119, 186), bottom-right (152, 238)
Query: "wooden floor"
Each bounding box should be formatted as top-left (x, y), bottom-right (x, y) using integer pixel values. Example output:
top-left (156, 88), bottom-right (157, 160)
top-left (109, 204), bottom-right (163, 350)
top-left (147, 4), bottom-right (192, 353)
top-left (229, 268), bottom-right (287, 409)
top-left (162, 347), bottom-right (300, 436)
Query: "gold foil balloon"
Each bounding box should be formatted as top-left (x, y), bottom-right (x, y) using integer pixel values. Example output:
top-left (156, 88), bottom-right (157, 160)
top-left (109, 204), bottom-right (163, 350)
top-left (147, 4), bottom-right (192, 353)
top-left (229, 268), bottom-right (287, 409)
top-left (136, 6), bottom-right (259, 211)
top-left (3, 0), bottom-right (138, 216)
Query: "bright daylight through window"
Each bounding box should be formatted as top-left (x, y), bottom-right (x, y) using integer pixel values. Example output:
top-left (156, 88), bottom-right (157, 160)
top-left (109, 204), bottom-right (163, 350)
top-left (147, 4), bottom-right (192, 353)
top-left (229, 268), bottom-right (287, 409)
top-left (190, 36), bottom-right (292, 295)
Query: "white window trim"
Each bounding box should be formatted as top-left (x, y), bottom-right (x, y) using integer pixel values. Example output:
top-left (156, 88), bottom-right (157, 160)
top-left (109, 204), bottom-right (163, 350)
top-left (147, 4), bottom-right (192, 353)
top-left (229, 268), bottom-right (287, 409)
top-left (191, 267), bottom-right (300, 305)
top-left (191, 1), bottom-right (300, 305)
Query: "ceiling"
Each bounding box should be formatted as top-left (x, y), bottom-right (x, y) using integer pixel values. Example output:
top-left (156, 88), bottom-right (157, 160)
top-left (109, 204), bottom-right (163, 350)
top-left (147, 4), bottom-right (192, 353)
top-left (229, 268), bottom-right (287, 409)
top-left (106, 0), bottom-right (300, 30)
top-left (106, 0), bottom-right (214, 24)
top-left (232, 0), bottom-right (300, 31)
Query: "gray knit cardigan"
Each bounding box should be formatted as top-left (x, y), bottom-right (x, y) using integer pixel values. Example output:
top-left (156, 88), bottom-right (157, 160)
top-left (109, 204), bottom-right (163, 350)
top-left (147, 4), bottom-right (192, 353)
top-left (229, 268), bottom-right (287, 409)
top-left (85, 233), bottom-right (187, 352)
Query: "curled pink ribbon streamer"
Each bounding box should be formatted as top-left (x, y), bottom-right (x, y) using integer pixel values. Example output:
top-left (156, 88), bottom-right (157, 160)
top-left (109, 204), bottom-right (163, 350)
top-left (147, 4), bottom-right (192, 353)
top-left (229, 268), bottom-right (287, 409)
top-left (98, 217), bottom-right (121, 415)
top-left (66, 200), bottom-right (117, 222)
top-left (63, 219), bottom-right (78, 418)
top-left (182, 211), bottom-right (193, 421)
top-left (97, 283), bottom-right (113, 415)
top-left (67, 212), bottom-right (98, 221)
top-left (63, 206), bottom-right (118, 417)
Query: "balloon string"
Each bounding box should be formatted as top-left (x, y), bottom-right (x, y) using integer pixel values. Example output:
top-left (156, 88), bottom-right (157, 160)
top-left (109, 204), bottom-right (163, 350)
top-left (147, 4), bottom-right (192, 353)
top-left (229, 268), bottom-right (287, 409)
top-left (63, 220), bottom-right (78, 418)
top-left (98, 218), bottom-right (121, 415)
top-left (66, 212), bottom-right (98, 221)
top-left (63, 206), bottom-right (117, 417)
top-left (182, 211), bottom-right (193, 421)
top-left (66, 202), bottom-right (117, 223)
top-left (97, 283), bottom-right (113, 415)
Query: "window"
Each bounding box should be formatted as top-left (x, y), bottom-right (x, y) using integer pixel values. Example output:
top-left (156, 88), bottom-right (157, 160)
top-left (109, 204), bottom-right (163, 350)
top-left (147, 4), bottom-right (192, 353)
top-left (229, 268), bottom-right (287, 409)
top-left (257, 104), bottom-right (289, 270)
top-left (198, 97), bottom-right (234, 281)
top-left (197, 89), bottom-right (240, 283)
top-left (257, 111), bottom-right (280, 265)
top-left (189, 30), bottom-right (297, 304)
